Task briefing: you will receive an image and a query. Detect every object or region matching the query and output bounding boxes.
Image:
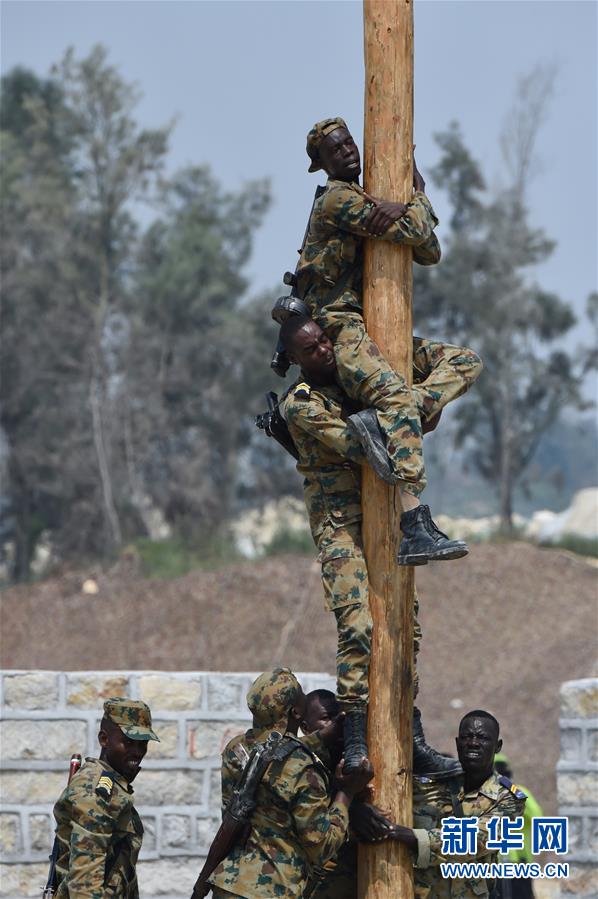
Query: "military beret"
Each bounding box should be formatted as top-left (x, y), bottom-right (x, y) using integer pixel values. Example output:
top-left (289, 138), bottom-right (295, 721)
top-left (246, 668), bottom-right (303, 731)
top-left (306, 117), bottom-right (348, 172)
top-left (103, 697), bottom-right (160, 742)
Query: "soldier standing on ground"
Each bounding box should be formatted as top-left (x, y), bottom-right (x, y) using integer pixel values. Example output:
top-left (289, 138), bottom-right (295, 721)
top-left (51, 698), bottom-right (159, 899)
top-left (389, 710), bottom-right (527, 899)
top-left (278, 315), bottom-right (481, 770)
top-left (296, 116), bottom-right (479, 566)
top-left (207, 668), bottom-right (373, 899)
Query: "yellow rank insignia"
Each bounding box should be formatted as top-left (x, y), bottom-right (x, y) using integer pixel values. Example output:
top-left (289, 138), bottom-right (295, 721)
top-left (294, 382), bottom-right (311, 400)
top-left (96, 773), bottom-right (114, 799)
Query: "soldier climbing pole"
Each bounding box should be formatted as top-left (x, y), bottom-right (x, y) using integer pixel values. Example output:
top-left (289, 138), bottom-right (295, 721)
top-left (359, 2), bottom-right (415, 898)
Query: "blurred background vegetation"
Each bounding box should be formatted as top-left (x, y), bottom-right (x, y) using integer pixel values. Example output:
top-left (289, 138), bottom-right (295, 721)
top-left (1, 47), bottom-right (596, 583)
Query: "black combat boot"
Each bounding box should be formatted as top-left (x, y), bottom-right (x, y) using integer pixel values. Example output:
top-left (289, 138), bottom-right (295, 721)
top-left (397, 505), bottom-right (468, 565)
top-left (343, 710), bottom-right (369, 773)
top-left (413, 706), bottom-right (462, 778)
top-left (346, 409), bottom-right (394, 484)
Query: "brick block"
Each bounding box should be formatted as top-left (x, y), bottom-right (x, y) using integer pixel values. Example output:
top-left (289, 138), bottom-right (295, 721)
top-left (561, 679), bottom-right (598, 719)
top-left (148, 721), bottom-right (179, 759)
top-left (0, 814), bottom-right (21, 855)
top-left (134, 770), bottom-right (203, 806)
top-left (587, 729), bottom-right (598, 762)
top-left (568, 815), bottom-right (584, 853)
top-left (29, 813), bottom-right (53, 853)
top-left (162, 814), bottom-right (191, 848)
top-left (137, 858), bottom-right (199, 895)
top-left (209, 768), bottom-right (222, 810)
top-left (557, 772), bottom-right (597, 807)
top-left (2, 720), bottom-right (87, 761)
top-left (560, 728), bottom-right (582, 763)
top-left (66, 674), bottom-right (129, 707)
top-left (0, 862), bottom-right (47, 898)
top-left (140, 816), bottom-right (157, 853)
top-left (138, 675), bottom-right (202, 710)
top-left (187, 721), bottom-right (245, 760)
top-left (207, 676), bottom-right (245, 713)
top-left (587, 815), bottom-right (598, 854)
top-left (2, 673), bottom-right (59, 710)
top-left (561, 863), bottom-right (598, 896)
top-left (196, 815), bottom-right (220, 850)
top-left (0, 771), bottom-right (65, 804)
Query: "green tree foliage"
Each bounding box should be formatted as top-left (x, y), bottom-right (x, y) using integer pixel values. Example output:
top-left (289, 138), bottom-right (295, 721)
top-left (414, 69), bottom-right (594, 531)
top-left (1, 47), bottom-right (278, 580)
top-left (126, 166), bottom-right (274, 537)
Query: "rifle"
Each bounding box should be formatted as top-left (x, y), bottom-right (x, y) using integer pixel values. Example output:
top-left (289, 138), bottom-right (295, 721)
top-left (255, 391), bottom-right (299, 461)
top-left (190, 732), bottom-right (299, 899)
top-left (270, 185), bottom-right (326, 378)
top-left (42, 754), bottom-right (82, 898)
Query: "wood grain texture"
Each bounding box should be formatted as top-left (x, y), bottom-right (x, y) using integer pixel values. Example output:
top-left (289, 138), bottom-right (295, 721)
top-left (359, 2), bottom-right (415, 897)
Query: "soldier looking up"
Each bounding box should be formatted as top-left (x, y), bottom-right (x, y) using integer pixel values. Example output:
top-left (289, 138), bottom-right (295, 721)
top-left (297, 116), bottom-right (481, 564)
top-left (279, 315), bottom-right (480, 772)
top-left (51, 698), bottom-right (159, 898)
top-left (208, 668), bottom-right (373, 899)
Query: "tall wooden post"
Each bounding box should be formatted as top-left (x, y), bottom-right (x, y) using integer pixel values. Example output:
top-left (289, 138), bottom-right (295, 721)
top-left (359, 2), bottom-right (415, 898)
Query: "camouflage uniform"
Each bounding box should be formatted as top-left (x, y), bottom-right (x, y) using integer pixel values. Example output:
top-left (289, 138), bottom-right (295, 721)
top-left (210, 670), bottom-right (350, 899)
top-left (51, 698), bottom-right (158, 899)
top-left (296, 167), bottom-right (449, 496)
top-left (53, 759), bottom-right (143, 898)
top-left (280, 331), bottom-right (482, 710)
top-left (412, 772), bottom-right (527, 899)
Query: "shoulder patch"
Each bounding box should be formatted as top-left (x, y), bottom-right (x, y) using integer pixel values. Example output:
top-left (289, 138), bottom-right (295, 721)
top-left (96, 772), bottom-right (114, 800)
top-left (293, 382), bottom-right (311, 400)
top-left (498, 774), bottom-right (527, 800)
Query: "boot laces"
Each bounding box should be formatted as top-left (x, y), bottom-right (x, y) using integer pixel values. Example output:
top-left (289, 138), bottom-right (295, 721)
top-left (423, 506), bottom-right (450, 541)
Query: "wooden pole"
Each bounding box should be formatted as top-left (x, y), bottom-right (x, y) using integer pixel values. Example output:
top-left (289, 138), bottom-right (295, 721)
top-left (359, 2), bottom-right (415, 898)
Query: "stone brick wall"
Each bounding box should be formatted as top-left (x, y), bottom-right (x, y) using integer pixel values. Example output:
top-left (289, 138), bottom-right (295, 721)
top-left (556, 678), bottom-right (598, 898)
top-left (0, 670), bottom-right (334, 899)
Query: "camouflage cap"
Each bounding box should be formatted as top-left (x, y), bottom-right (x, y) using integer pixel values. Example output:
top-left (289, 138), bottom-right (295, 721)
top-left (306, 117), bottom-right (348, 172)
top-left (247, 668), bottom-right (303, 730)
top-left (103, 698), bottom-right (160, 742)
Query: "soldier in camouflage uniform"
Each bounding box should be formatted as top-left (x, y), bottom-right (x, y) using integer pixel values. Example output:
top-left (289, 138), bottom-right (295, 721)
top-left (278, 315), bottom-right (479, 771)
top-left (297, 116), bottom-right (480, 566)
top-left (209, 668), bottom-right (373, 899)
top-left (52, 698), bottom-right (159, 898)
top-left (390, 710), bottom-right (527, 899)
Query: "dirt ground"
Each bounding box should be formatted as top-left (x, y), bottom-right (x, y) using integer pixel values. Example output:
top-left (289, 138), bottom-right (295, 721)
top-left (2, 541), bottom-right (596, 814)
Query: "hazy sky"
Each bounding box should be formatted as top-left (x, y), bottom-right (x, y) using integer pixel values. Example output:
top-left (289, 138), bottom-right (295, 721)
top-left (2, 1), bottom-right (597, 352)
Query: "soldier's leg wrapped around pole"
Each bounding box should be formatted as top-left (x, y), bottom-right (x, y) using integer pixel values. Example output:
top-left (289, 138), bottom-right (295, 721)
top-left (411, 337), bottom-right (483, 422)
top-left (321, 313), bottom-right (426, 496)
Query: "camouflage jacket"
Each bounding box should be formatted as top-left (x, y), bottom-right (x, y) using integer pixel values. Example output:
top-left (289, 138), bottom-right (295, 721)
top-left (295, 180), bottom-right (441, 328)
top-left (412, 771), bottom-right (527, 899)
top-left (211, 728), bottom-right (348, 899)
top-left (53, 757), bottom-right (143, 899)
top-left (280, 380), bottom-right (365, 541)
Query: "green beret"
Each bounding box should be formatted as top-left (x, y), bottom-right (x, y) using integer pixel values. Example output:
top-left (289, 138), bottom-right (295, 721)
top-left (306, 117), bottom-right (348, 173)
top-left (246, 668), bottom-right (303, 730)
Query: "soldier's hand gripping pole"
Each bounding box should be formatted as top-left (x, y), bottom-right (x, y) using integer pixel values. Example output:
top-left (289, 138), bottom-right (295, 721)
top-left (42, 754), bottom-right (82, 898)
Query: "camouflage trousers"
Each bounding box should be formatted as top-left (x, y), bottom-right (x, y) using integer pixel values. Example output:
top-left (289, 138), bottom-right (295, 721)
top-left (318, 312), bottom-right (482, 496)
top-left (318, 520), bottom-right (422, 710)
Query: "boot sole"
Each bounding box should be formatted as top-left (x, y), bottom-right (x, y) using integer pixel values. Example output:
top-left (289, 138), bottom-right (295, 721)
top-left (347, 417), bottom-right (396, 484)
top-left (398, 545), bottom-right (469, 565)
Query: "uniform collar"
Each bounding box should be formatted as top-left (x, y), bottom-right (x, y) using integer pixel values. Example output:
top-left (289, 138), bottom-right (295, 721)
top-left (87, 756), bottom-right (134, 794)
top-left (462, 771), bottom-right (501, 801)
